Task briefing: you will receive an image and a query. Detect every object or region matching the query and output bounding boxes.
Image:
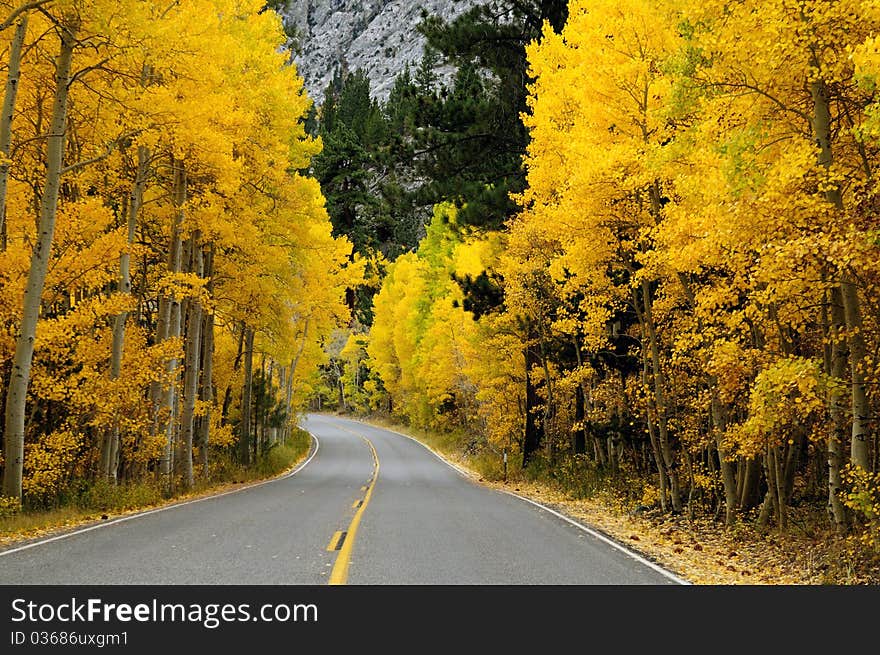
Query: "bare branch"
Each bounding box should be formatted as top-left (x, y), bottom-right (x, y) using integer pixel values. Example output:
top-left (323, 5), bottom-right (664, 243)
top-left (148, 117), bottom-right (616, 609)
top-left (61, 130), bottom-right (140, 175)
top-left (0, 0), bottom-right (52, 33)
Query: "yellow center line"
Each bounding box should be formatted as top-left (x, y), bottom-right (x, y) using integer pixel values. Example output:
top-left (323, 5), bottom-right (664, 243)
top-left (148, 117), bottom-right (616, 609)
top-left (326, 531), bottom-right (344, 551)
top-left (329, 428), bottom-right (379, 585)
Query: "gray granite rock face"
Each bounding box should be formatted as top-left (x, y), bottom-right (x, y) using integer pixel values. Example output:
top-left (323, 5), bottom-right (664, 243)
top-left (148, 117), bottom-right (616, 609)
top-left (283, 1), bottom-right (484, 103)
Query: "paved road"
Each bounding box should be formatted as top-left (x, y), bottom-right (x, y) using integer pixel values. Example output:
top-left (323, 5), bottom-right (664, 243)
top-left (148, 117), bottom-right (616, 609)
top-left (0, 414), bottom-right (683, 584)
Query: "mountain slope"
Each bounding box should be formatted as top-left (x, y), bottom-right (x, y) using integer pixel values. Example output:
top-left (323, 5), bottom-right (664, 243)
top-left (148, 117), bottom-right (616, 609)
top-left (284, 0), bottom-right (484, 102)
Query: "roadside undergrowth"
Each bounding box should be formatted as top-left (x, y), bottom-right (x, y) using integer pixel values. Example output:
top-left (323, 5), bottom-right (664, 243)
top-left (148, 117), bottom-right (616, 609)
top-left (0, 428), bottom-right (312, 549)
top-left (351, 412), bottom-right (880, 585)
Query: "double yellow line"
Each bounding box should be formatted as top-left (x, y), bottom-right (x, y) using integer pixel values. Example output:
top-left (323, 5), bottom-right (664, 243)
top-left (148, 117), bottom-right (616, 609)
top-left (328, 432), bottom-right (379, 585)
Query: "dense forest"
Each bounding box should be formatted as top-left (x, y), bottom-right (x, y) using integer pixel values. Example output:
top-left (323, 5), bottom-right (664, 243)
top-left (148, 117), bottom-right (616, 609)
top-left (2, 0), bottom-right (880, 560)
top-left (0, 0), bottom-right (358, 508)
top-left (315, 0), bottom-right (880, 549)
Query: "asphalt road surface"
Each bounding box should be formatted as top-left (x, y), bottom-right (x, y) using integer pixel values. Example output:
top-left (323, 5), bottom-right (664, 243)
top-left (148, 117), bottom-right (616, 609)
top-left (0, 414), bottom-right (684, 584)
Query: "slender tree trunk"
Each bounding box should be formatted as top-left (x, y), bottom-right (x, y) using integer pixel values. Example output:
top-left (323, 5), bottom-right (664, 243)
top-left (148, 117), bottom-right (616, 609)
top-left (585, 384), bottom-right (606, 467)
top-left (811, 77), bottom-right (871, 472)
top-left (522, 341), bottom-right (543, 467)
top-left (757, 485), bottom-right (774, 528)
top-left (179, 232), bottom-right (202, 490)
top-left (840, 278), bottom-right (871, 471)
top-left (283, 320), bottom-right (308, 442)
top-left (336, 364), bottom-right (345, 412)
top-left (642, 349), bottom-right (667, 510)
top-left (198, 244), bottom-right (214, 476)
top-left (574, 383), bottom-right (586, 455)
top-left (221, 324), bottom-right (244, 423)
top-left (537, 331), bottom-right (555, 462)
top-left (772, 446), bottom-right (787, 530)
top-left (2, 23), bottom-right (76, 500)
top-left (240, 327), bottom-right (254, 465)
top-left (822, 284), bottom-right (848, 534)
top-left (636, 281), bottom-right (681, 512)
top-left (158, 158), bottom-right (185, 490)
top-left (254, 352), bottom-right (262, 463)
top-left (257, 355), bottom-right (266, 458)
top-left (677, 272), bottom-right (738, 524)
top-left (0, 13), bottom-right (27, 252)
top-left (282, 366), bottom-right (292, 444)
top-left (757, 447), bottom-right (781, 529)
top-left (685, 451), bottom-right (696, 520)
top-left (711, 394), bottom-right (738, 526)
top-left (634, 295), bottom-right (664, 501)
top-left (100, 145), bottom-right (148, 483)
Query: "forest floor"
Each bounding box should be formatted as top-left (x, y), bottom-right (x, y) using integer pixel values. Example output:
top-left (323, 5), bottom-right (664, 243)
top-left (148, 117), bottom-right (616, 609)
top-left (358, 415), bottom-right (880, 585)
top-left (490, 479), bottom-right (880, 584)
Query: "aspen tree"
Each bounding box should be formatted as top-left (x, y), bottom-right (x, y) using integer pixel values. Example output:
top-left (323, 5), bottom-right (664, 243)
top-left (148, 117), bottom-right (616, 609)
top-left (0, 12), bottom-right (27, 251)
top-left (2, 11), bottom-right (77, 500)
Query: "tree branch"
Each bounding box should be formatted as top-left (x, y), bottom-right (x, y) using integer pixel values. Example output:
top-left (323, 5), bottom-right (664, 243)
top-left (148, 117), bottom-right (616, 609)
top-left (0, 0), bottom-right (52, 33)
top-left (61, 130), bottom-right (140, 175)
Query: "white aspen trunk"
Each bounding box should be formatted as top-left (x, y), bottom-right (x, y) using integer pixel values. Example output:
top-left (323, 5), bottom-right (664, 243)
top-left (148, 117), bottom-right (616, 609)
top-left (810, 77), bottom-right (871, 472)
top-left (677, 272), bottom-right (738, 524)
top-left (257, 354), bottom-right (266, 458)
top-left (0, 13), bottom-right (27, 251)
top-left (100, 145), bottom-right (148, 483)
top-left (283, 365), bottom-right (293, 444)
top-left (179, 231), bottom-right (202, 490)
top-left (633, 290), bottom-right (668, 510)
top-left (159, 159), bottom-right (185, 489)
top-left (640, 279), bottom-right (682, 512)
top-left (772, 446), bottom-right (788, 529)
top-left (283, 321), bottom-right (308, 443)
top-left (710, 395), bottom-right (738, 526)
top-left (240, 327), bottom-right (254, 465)
top-left (198, 244), bottom-right (214, 476)
top-left (643, 182), bottom-right (682, 512)
top-left (841, 278), bottom-right (870, 470)
top-left (2, 23), bottom-right (75, 500)
top-left (536, 326), bottom-right (556, 462)
top-left (825, 286), bottom-right (849, 531)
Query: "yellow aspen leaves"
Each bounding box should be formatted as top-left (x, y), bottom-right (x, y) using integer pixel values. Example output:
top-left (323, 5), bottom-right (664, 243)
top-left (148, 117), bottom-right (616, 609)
top-left (359, 0), bottom-right (880, 537)
top-left (0, 0), bottom-right (355, 500)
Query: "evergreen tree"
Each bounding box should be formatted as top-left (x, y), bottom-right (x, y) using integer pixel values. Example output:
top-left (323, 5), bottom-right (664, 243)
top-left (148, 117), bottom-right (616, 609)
top-left (413, 0), bottom-right (570, 230)
top-left (313, 70), bottom-right (385, 257)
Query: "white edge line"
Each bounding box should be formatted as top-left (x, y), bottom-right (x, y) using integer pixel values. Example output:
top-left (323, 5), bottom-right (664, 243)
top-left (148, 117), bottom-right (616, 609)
top-left (500, 490), bottom-right (690, 585)
top-left (0, 432), bottom-right (320, 558)
top-left (335, 414), bottom-right (689, 586)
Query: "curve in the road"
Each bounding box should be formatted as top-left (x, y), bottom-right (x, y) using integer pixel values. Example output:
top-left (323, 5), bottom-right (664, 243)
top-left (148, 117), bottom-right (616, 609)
top-left (0, 414), bottom-right (688, 585)
top-left (315, 415), bottom-right (686, 585)
top-left (344, 417), bottom-right (688, 585)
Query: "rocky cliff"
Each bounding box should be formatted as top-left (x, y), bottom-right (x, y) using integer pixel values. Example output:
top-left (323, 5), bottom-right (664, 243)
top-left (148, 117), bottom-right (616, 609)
top-left (283, 0), bottom-right (483, 103)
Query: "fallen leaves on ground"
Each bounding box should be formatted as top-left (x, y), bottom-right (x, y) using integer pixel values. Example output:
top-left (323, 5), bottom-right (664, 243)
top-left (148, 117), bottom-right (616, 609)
top-left (483, 479), bottom-right (880, 585)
